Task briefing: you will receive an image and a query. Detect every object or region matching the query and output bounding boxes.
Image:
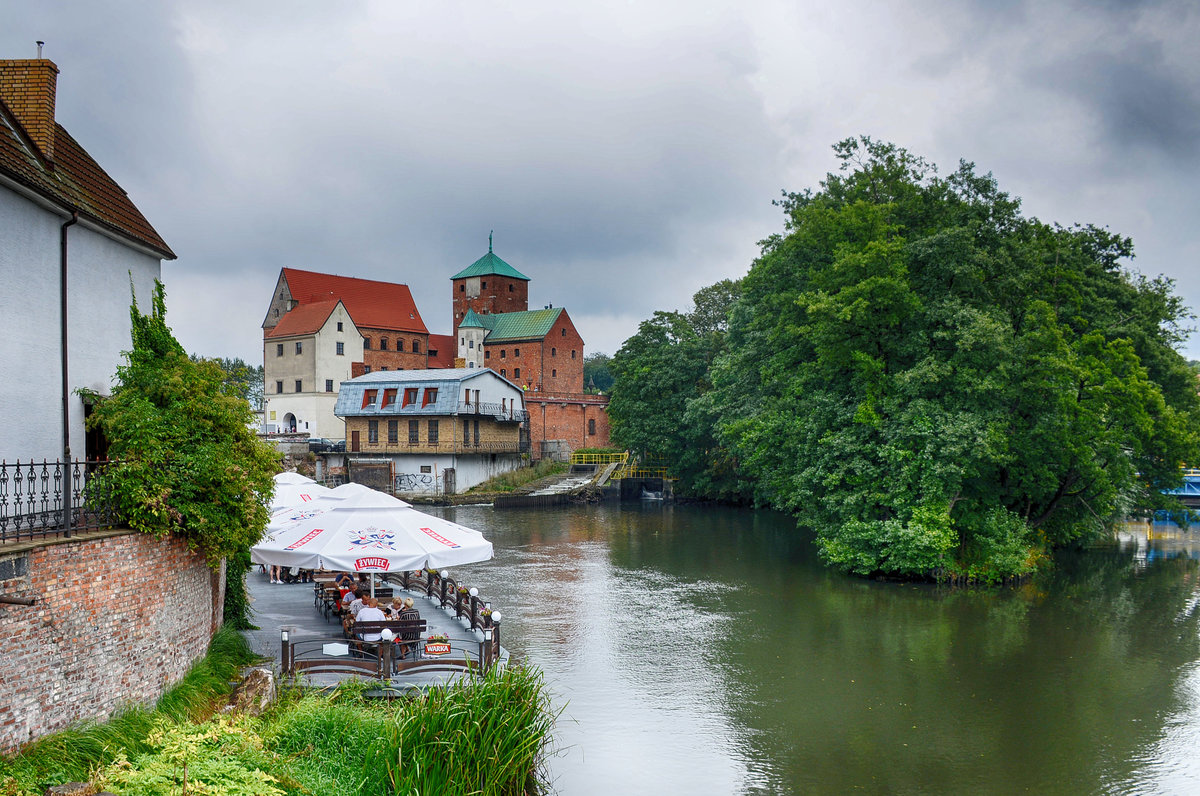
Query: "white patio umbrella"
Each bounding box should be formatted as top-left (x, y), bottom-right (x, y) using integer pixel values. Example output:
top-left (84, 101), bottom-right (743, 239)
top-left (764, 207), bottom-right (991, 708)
top-left (251, 482), bottom-right (491, 574)
top-left (269, 475), bottom-right (340, 514)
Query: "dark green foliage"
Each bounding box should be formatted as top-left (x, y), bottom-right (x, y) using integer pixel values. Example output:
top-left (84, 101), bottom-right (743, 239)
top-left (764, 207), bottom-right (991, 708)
top-left (583, 352), bottom-right (614, 393)
top-left (223, 549), bottom-right (257, 630)
top-left (197, 356), bottom-right (266, 412)
top-left (608, 279), bottom-right (750, 500)
top-left (615, 137), bottom-right (1200, 581)
top-left (86, 281), bottom-right (279, 567)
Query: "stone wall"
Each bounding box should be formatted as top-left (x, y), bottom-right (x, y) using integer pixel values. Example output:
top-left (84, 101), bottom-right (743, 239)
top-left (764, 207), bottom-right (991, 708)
top-left (0, 530), bottom-right (223, 753)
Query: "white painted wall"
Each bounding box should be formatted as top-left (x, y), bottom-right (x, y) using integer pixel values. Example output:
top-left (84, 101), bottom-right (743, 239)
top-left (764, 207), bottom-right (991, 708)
top-left (0, 186), bottom-right (160, 463)
top-left (262, 303), bottom-right (361, 440)
top-left (351, 451), bottom-right (523, 494)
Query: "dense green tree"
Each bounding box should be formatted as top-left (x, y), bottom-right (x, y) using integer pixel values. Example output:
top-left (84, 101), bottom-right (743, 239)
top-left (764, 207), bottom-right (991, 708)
top-left (195, 356), bottom-right (265, 411)
top-left (87, 282), bottom-right (279, 568)
top-left (583, 352), bottom-right (614, 393)
top-left (705, 137), bottom-right (1199, 580)
top-left (608, 280), bottom-right (748, 499)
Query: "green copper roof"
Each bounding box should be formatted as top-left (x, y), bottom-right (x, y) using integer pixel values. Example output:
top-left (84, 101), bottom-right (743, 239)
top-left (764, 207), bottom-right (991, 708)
top-left (458, 309), bottom-right (488, 329)
top-left (450, 239), bottom-right (531, 281)
top-left (471, 307), bottom-right (563, 342)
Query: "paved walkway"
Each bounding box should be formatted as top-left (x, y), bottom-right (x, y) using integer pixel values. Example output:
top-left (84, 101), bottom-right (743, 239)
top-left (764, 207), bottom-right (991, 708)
top-left (242, 569), bottom-right (502, 689)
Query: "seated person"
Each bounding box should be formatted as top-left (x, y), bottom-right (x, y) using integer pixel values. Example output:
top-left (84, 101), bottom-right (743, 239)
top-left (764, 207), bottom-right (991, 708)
top-left (385, 597), bottom-right (405, 619)
top-left (348, 589), bottom-right (367, 618)
top-left (398, 597), bottom-right (421, 659)
top-left (354, 597), bottom-right (388, 656)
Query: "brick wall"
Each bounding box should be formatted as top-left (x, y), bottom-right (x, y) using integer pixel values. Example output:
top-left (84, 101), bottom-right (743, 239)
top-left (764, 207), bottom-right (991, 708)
top-left (0, 531), bottom-right (223, 753)
top-left (526, 395), bottom-right (611, 454)
top-left (360, 327), bottom-right (429, 371)
top-left (452, 276), bottom-right (529, 328)
top-left (484, 313), bottom-right (585, 394)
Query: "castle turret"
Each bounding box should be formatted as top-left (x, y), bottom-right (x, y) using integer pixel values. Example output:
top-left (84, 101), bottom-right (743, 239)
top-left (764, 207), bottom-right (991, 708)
top-left (457, 309), bottom-right (488, 369)
top-left (451, 234), bottom-right (530, 329)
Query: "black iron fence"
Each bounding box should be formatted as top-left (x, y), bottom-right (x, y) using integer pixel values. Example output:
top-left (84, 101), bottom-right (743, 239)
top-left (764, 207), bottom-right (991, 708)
top-left (0, 459), bottom-right (122, 544)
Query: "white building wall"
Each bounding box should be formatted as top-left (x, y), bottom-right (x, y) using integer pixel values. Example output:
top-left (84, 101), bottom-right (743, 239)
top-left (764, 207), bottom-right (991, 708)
top-left (0, 186), bottom-right (159, 463)
top-left (262, 305), bottom-right (361, 439)
top-left (370, 452), bottom-right (524, 495)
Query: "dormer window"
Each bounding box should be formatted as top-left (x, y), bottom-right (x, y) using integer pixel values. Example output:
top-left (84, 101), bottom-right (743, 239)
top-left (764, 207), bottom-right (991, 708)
top-left (422, 388), bottom-right (438, 406)
top-left (403, 388), bottom-right (418, 407)
top-left (382, 389), bottom-right (398, 408)
top-left (362, 389), bottom-right (378, 408)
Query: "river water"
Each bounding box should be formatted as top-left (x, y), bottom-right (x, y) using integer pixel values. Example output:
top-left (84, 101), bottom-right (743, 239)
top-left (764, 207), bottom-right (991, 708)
top-left (429, 503), bottom-right (1200, 795)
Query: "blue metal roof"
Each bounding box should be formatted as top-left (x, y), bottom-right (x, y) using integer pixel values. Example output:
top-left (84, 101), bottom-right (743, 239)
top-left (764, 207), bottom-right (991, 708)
top-left (335, 368), bottom-right (520, 417)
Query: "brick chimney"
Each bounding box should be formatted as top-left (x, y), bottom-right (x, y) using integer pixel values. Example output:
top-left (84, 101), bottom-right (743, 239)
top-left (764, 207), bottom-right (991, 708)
top-left (0, 58), bottom-right (60, 163)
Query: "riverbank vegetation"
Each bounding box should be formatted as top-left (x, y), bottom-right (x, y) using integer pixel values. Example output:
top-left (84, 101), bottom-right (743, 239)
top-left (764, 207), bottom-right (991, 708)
top-left (467, 457), bottom-right (567, 493)
top-left (1, 629), bottom-right (557, 795)
top-left (609, 137), bottom-right (1200, 583)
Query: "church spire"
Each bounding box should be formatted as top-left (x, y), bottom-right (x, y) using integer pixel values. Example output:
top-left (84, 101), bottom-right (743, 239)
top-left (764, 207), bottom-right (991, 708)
top-left (489, 230), bottom-right (493, 253)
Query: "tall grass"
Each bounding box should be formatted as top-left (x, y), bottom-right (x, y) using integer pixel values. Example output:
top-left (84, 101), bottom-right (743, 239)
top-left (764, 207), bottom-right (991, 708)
top-left (0, 626), bottom-right (257, 794)
top-left (266, 665), bottom-right (559, 795)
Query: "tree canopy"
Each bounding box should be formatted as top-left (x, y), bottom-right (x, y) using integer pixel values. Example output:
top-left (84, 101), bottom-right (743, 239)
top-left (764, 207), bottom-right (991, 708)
top-left (87, 282), bottom-right (279, 567)
top-left (609, 138), bottom-right (1200, 581)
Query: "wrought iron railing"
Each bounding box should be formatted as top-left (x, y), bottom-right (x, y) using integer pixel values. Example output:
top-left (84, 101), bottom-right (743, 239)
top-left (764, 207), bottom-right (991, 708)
top-left (0, 459), bottom-right (122, 544)
top-left (456, 401), bottom-right (528, 422)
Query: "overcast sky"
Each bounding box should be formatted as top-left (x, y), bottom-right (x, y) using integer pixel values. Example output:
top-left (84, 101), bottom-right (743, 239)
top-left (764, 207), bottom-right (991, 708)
top-left (6, 0), bottom-right (1199, 362)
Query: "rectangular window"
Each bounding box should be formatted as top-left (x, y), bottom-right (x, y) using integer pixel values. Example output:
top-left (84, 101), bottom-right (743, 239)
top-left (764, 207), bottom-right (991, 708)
top-left (571, 349), bottom-right (576, 359)
top-left (408, 419), bottom-right (419, 444)
top-left (552, 369), bottom-right (557, 378)
top-left (276, 380), bottom-right (283, 394)
top-left (500, 368), bottom-right (506, 377)
top-left (500, 350), bottom-right (506, 359)
top-left (513, 347), bottom-right (520, 357)
top-left (364, 365), bottom-right (371, 373)
top-left (362, 389), bottom-right (378, 408)
top-left (325, 379), bottom-right (334, 392)
top-left (423, 388), bottom-right (438, 406)
top-left (473, 419), bottom-right (480, 446)
top-left (413, 340), bottom-right (420, 353)
top-left (388, 420), bottom-right (398, 444)
top-left (276, 343), bottom-right (283, 357)
top-left (561, 328), bottom-right (566, 336)
top-left (336, 341), bottom-right (344, 355)
top-left (468, 340), bottom-right (474, 349)
top-left (368, 420), bottom-right (378, 444)
top-left (337, 321), bottom-right (343, 331)
top-left (403, 388), bottom-right (418, 406)
top-left (428, 419), bottom-right (439, 444)
top-left (294, 379), bottom-right (302, 392)
top-left (381, 338), bottom-right (389, 350)
top-left (481, 280), bottom-right (487, 288)
top-left (364, 338), bottom-right (371, 349)
top-left (382, 388), bottom-right (397, 408)
top-left (296, 342), bottom-right (303, 354)
top-left (514, 367), bottom-right (520, 379)
top-left (485, 350), bottom-right (490, 359)
top-left (552, 347), bottom-right (557, 357)
top-left (588, 418), bottom-right (596, 435)
top-left (463, 418), bottom-right (470, 444)
top-left (420, 464), bottom-right (432, 473)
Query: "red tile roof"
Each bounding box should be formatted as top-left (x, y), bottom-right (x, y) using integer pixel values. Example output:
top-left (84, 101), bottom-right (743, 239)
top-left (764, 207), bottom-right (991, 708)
top-left (0, 83), bottom-right (174, 259)
top-left (264, 299), bottom-right (340, 339)
top-left (281, 268), bottom-right (428, 335)
top-left (426, 333), bottom-right (457, 368)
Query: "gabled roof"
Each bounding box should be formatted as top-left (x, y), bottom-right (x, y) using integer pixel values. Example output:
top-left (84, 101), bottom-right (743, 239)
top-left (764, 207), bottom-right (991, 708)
top-left (0, 73), bottom-right (175, 259)
top-left (427, 333), bottom-right (457, 368)
top-left (450, 249), bottom-right (530, 281)
top-left (264, 300), bottom-right (341, 339)
top-left (281, 268), bottom-right (428, 334)
top-left (335, 368), bottom-right (523, 417)
top-left (472, 307), bottom-right (564, 342)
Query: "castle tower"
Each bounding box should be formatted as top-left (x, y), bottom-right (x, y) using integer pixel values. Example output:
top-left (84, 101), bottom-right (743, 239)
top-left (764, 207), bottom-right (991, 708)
top-left (451, 233), bottom-right (530, 330)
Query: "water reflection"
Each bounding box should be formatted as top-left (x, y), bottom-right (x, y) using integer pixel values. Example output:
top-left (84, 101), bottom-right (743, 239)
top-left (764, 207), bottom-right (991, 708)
top-left (430, 505), bottom-right (1200, 795)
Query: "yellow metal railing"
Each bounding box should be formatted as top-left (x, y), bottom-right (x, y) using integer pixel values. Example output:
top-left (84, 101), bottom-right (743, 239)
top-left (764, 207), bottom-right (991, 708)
top-left (570, 451), bottom-right (629, 466)
top-left (614, 466), bottom-right (672, 480)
